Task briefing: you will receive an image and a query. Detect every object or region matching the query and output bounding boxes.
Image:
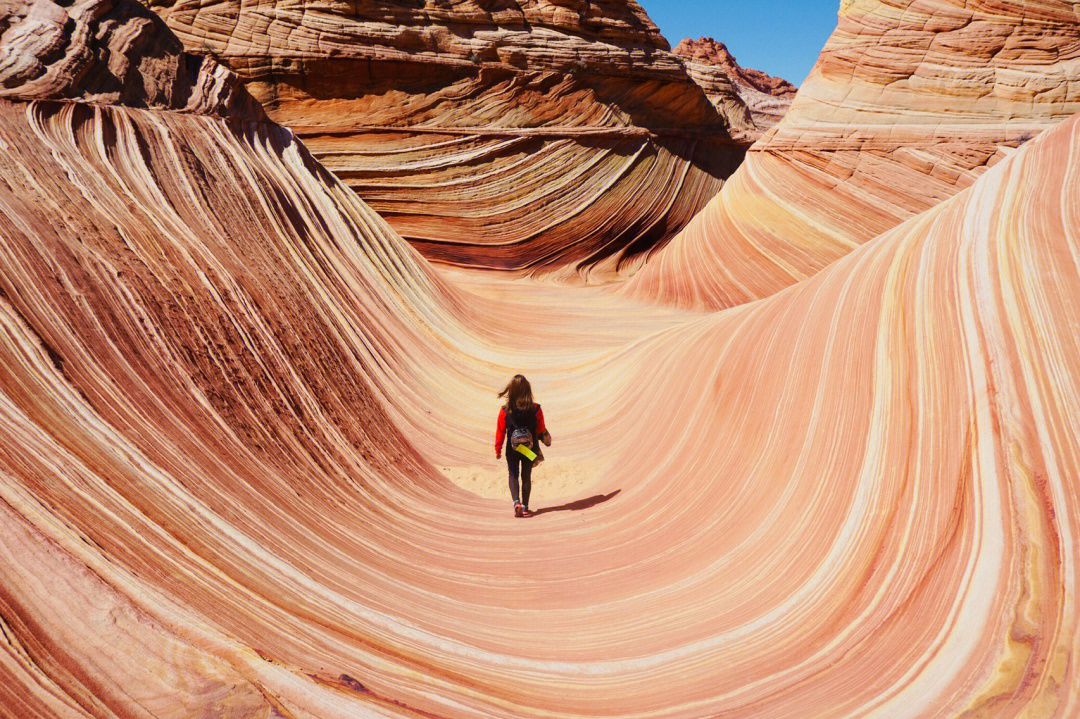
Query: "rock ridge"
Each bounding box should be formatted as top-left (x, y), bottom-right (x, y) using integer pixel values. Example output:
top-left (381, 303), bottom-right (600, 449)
top-left (675, 37), bottom-right (797, 99)
top-left (625, 0), bottom-right (1080, 310)
top-left (145, 0), bottom-right (685, 83)
top-left (673, 37), bottom-right (796, 136)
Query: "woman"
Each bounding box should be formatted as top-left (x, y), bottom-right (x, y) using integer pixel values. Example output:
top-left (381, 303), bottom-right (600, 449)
top-left (494, 374), bottom-right (551, 517)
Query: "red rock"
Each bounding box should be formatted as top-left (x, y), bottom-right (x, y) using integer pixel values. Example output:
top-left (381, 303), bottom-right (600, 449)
top-left (0, 0), bottom-right (263, 119)
top-left (2, 0), bottom-right (1080, 716)
top-left (675, 37), bottom-right (797, 100)
top-left (143, 0), bottom-right (754, 279)
top-left (625, 0), bottom-right (1080, 310)
top-left (674, 37), bottom-right (797, 133)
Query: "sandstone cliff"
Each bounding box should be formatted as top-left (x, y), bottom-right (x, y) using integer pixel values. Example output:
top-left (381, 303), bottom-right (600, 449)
top-left (143, 0), bottom-right (753, 279)
top-left (674, 37), bottom-right (797, 135)
top-left (625, 0), bottom-right (1080, 309)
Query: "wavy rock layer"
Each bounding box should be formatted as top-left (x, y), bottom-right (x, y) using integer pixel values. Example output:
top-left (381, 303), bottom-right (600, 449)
top-left (3, 1), bottom-right (1080, 717)
top-left (143, 0), bottom-right (750, 279)
top-left (4, 92), bottom-right (1080, 718)
top-left (675, 37), bottom-right (797, 135)
top-left (626, 0), bottom-right (1080, 309)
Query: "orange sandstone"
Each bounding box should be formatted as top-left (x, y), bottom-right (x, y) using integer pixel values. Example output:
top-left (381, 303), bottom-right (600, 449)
top-left (625, 0), bottom-right (1080, 309)
top-left (1, 0), bottom-right (1079, 717)
top-left (144, 0), bottom-right (754, 279)
top-left (675, 37), bottom-right (797, 136)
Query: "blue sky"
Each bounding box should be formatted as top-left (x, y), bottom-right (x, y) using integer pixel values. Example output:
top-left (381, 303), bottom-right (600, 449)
top-left (638, 1), bottom-right (840, 86)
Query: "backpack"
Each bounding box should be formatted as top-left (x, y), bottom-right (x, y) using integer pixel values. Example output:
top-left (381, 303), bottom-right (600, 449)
top-left (506, 404), bottom-right (538, 448)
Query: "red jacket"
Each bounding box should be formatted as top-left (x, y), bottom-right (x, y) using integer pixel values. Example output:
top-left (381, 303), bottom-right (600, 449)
top-left (495, 404), bottom-right (546, 454)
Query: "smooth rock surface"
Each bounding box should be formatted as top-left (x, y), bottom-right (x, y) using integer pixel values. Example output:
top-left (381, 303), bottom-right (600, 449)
top-left (4, 89), bottom-right (1080, 716)
top-left (625, 0), bottom-right (1080, 309)
top-left (143, 0), bottom-right (752, 280)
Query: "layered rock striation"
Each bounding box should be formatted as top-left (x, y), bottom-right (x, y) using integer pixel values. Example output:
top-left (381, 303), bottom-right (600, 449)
top-left (0, 1), bottom-right (478, 713)
top-left (3, 0), bottom-right (1080, 717)
top-left (599, 112), bottom-right (1080, 717)
top-left (625, 0), bottom-right (1080, 309)
top-left (143, 0), bottom-right (752, 279)
top-left (675, 37), bottom-right (797, 136)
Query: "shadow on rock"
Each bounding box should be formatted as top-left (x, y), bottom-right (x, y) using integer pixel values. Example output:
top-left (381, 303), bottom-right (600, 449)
top-left (532, 490), bottom-right (620, 516)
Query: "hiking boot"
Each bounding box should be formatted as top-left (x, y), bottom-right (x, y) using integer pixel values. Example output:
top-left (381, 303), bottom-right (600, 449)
top-left (514, 502), bottom-right (524, 517)
top-left (521, 507), bottom-right (533, 517)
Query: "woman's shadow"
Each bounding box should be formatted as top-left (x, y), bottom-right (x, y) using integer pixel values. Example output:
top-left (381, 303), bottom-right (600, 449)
top-left (531, 490), bottom-right (620, 516)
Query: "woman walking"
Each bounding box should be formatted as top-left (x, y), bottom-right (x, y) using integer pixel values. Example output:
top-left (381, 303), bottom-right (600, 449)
top-left (495, 375), bottom-right (551, 517)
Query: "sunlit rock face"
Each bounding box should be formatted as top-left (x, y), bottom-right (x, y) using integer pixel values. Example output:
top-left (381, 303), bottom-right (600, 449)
top-left (625, 0), bottom-right (1080, 310)
top-left (0, 0), bottom-right (263, 118)
top-left (142, 0), bottom-right (751, 280)
top-left (674, 37), bottom-right (797, 136)
top-left (3, 0), bottom-right (1080, 717)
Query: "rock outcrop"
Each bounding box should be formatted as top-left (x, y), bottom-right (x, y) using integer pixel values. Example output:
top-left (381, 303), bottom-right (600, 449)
top-left (143, 0), bottom-right (752, 279)
top-left (625, 0), bottom-right (1080, 309)
top-left (0, 1), bottom-right (452, 715)
top-left (0, 0), bottom-right (262, 118)
top-left (675, 37), bottom-right (797, 135)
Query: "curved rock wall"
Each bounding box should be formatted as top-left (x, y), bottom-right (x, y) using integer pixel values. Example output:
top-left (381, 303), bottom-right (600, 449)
top-left (2, 0), bottom-right (1080, 717)
top-left (624, 0), bottom-right (1080, 309)
top-left (4, 93), bottom-right (1080, 718)
top-left (143, 0), bottom-right (752, 280)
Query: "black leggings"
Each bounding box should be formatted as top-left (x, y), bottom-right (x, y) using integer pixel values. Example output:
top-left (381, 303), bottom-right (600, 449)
top-left (506, 448), bottom-right (532, 507)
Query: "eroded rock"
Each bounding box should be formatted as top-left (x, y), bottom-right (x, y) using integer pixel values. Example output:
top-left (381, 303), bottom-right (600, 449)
top-left (0, 0), bottom-right (263, 119)
top-left (143, 0), bottom-right (754, 279)
top-left (674, 37), bottom-right (797, 136)
top-left (625, 0), bottom-right (1080, 309)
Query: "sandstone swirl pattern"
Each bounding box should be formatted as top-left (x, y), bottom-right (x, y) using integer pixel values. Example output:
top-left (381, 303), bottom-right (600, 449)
top-left (144, 0), bottom-right (750, 279)
top-left (625, 0), bottom-right (1080, 309)
top-left (3, 1), bottom-right (1080, 718)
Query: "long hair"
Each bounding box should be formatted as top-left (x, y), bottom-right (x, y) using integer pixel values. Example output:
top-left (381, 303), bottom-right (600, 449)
top-left (498, 374), bottom-right (534, 412)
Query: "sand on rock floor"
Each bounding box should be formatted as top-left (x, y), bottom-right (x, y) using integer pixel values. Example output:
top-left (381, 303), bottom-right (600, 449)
top-left (441, 457), bottom-right (604, 505)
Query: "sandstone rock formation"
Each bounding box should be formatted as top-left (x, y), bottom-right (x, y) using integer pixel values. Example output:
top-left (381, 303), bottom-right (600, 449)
top-left (142, 0), bottom-right (752, 279)
top-left (675, 37), bottom-right (797, 135)
top-left (625, 0), bottom-right (1080, 310)
top-left (0, 0), bottom-right (262, 118)
top-left (3, 0), bottom-right (1080, 717)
